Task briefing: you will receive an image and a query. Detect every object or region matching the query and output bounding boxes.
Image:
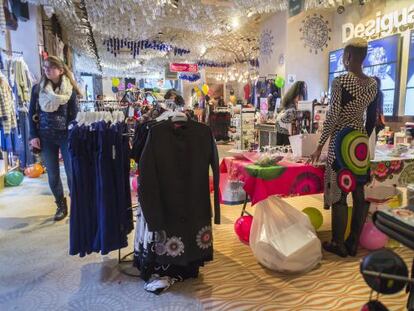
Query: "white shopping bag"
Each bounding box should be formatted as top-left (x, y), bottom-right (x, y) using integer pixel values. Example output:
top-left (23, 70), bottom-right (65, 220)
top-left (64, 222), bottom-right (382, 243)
top-left (249, 196), bottom-right (322, 273)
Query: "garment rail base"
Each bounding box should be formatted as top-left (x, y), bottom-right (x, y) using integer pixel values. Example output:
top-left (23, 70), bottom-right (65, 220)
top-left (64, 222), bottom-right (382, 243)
top-left (117, 248), bottom-right (140, 278)
top-left (240, 194), bottom-right (252, 217)
top-left (117, 203), bottom-right (139, 278)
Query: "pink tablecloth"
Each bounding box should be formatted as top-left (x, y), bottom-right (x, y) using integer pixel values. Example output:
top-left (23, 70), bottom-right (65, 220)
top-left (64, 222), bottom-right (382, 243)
top-left (220, 157), bottom-right (325, 205)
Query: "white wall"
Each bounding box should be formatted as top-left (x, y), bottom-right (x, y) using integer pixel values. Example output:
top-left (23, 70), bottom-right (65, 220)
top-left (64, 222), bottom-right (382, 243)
top-left (259, 11), bottom-right (287, 78)
top-left (102, 77), bottom-right (116, 99)
top-left (284, 11), bottom-right (333, 101)
top-left (0, 5), bottom-right (43, 81)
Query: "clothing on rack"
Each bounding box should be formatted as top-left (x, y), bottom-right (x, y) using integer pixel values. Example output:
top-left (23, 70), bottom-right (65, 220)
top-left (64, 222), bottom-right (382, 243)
top-left (0, 72), bottom-right (17, 135)
top-left (133, 118), bottom-right (220, 290)
top-left (69, 119), bottom-right (133, 257)
top-left (208, 109), bottom-right (231, 141)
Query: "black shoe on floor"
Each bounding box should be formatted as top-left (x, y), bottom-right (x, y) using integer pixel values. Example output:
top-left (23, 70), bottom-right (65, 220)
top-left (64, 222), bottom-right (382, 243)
top-left (344, 237), bottom-right (358, 257)
top-left (54, 197), bottom-right (68, 221)
top-left (323, 241), bottom-right (348, 258)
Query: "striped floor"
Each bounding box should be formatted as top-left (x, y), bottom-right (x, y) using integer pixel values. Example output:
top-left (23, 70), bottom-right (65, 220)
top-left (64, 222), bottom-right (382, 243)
top-left (181, 197), bottom-right (412, 311)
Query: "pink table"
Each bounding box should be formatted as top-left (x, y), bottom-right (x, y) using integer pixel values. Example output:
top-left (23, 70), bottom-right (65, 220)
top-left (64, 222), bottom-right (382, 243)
top-left (220, 157), bottom-right (325, 205)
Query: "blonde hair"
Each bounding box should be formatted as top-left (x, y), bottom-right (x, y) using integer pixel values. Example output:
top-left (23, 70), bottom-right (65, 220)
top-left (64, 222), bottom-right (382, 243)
top-left (41, 55), bottom-right (83, 96)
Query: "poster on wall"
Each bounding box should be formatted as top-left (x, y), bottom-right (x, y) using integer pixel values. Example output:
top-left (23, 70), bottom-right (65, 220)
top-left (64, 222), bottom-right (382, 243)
top-left (328, 34), bottom-right (400, 116)
top-left (405, 30), bottom-right (414, 116)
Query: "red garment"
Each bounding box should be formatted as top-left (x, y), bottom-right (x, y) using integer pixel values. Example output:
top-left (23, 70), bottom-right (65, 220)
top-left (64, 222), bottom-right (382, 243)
top-left (243, 84), bottom-right (251, 100)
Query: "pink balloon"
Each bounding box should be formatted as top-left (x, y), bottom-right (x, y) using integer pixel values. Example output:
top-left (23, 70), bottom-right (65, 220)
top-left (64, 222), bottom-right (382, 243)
top-left (131, 176), bottom-right (138, 192)
top-left (234, 216), bottom-right (253, 244)
top-left (359, 221), bottom-right (388, 250)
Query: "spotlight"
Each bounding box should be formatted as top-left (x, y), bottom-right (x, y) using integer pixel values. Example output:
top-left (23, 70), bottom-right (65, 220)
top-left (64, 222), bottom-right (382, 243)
top-left (337, 5), bottom-right (345, 14)
top-left (359, 0), bottom-right (365, 5)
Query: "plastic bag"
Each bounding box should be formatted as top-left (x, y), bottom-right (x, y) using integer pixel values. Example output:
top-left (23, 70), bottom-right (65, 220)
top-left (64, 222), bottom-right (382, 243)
top-left (249, 196), bottom-right (322, 273)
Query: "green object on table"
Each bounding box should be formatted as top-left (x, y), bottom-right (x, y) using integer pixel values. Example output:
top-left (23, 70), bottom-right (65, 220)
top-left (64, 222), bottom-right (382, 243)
top-left (302, 207), bottom-right (323, 230)
top-left (245, 164), bottom-right (286, 181)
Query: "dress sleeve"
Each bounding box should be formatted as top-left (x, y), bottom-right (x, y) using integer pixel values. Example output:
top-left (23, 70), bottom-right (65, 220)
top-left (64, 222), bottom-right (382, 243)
top-left (209, 130), bottom-right (221, 225)
top-left (319, 78), bottom-right (342, 147)
top-left (280, 108), bottom-right (296, 124)
top-left (138, 129), bottom-right (165, 231)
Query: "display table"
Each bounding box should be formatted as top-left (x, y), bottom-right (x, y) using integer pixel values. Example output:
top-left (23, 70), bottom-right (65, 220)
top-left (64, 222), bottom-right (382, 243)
top-left (220, 154), bottom-right (414, 206)
top-left (220, 157), bottom-right (325, 205)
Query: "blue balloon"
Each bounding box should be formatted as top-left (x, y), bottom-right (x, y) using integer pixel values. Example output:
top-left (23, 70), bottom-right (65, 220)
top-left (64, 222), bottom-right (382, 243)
top-left (112, 86), bottom-right (118, 93)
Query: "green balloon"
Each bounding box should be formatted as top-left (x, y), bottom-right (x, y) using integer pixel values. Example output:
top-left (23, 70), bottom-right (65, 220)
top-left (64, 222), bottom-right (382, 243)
top-left (302, 207), bottom-right (323, 230)
top-left (5, 171), bottom-right (24, 187)
top-left (275, 76), bottom-right (285, 88)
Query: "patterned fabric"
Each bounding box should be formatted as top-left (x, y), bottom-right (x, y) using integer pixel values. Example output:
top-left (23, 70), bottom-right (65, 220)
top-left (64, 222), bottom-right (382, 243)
top-left (0, 74), bottom-right (17, 134)
top-left (276, 107), bottom-right (296, 135)
top-left (320, 73), bottom-right (377, 207)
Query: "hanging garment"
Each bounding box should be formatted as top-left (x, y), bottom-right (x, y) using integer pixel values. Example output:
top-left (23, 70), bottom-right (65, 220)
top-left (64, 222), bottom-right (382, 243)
top-left (0, 74), bottom-right (17, 135)
top-left (69, 121), bottom-right (133, 257)
top-left (134, 119), bottom-right (220, 283)
top-left (13, 59), bottom-right (31, 103)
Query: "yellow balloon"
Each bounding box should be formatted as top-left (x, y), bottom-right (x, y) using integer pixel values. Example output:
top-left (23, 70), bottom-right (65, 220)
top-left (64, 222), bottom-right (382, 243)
top-left (196, 90), bottom-right (202, 98)
top-left (202, 84), bottom-right (209, 95)
top-left (112, 78), bottom-right (120, 87)
top-left (194, 86), bottom-right (200, 92)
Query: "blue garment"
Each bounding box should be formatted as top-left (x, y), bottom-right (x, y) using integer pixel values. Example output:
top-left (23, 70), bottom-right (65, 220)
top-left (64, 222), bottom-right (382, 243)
top-left (69, 121), bottom-right (133, 257)
top-left (39, 129), bottom-right (72, 201)
top-left (16, 111), bottom-right (35, 168)
top-left (28, 84), bottom-right (78, 140)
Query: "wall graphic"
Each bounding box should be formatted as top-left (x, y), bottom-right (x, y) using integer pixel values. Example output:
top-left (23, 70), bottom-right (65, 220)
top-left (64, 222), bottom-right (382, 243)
top-left (300, 14), bottom-right (331, 55)
top-left (260, 29), bottom-right (274, 64)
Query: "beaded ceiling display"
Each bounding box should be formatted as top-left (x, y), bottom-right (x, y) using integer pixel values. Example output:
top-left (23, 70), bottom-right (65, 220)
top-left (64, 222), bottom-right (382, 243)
top-left (24, 0), bottom-right (375, 75)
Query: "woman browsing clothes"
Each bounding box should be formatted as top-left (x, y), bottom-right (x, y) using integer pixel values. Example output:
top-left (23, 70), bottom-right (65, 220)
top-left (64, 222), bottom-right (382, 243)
top-left (275, 81), bottom-right (307, 145)
top-left (29, 56), bottom-right (82, 221)
top-left (309, 38), bottom-right (378, 257)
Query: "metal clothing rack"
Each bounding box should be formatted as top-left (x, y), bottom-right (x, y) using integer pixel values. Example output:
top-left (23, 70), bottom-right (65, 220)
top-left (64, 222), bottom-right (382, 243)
top-left (77, 100), bottom-right (140, 277)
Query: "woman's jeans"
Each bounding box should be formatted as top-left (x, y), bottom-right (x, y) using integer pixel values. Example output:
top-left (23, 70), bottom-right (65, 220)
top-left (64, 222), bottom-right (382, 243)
top-left (39, 130), bottom-right (72, 202)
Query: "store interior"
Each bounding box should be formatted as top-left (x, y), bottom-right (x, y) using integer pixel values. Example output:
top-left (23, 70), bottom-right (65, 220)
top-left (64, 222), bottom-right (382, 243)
top-left (1, 0), bottom-right (414, 310)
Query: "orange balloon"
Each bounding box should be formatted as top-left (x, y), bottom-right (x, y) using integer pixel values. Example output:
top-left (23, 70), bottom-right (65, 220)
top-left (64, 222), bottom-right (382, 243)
top-left (33, 163), bottom-right (44, 174)
top-left (26, 164), bottom-right (43, 178)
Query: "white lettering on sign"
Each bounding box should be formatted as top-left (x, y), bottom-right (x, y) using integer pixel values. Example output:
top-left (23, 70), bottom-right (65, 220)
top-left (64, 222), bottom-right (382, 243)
top-left (342, 4), bottom-right (414, 43)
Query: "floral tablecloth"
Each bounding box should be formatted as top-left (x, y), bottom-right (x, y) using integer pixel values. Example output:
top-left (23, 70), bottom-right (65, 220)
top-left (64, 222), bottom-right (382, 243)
top-left (220, 156), bottom-right (414, 206)
top-left (220, 157), bottom-right (325, 205)
top-left (370, 157), bottom-right (414, 187)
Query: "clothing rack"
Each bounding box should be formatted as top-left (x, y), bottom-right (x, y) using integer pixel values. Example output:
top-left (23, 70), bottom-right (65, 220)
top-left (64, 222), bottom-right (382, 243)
top-left (1, 48), bottom-right (23, 55)
top-left (78, 99), bottom-right (139, 276)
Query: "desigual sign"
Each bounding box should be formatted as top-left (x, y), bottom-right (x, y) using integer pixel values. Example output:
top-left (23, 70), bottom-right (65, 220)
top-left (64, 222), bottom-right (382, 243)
top-left (342, 4), bottom-right (414, 43)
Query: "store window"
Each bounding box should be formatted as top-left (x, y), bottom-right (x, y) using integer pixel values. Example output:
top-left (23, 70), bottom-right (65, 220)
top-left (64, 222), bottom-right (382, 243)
top-left (405, 30), bottom-right (414, 116)
top-left (328, 34), bottom-right (401, 116)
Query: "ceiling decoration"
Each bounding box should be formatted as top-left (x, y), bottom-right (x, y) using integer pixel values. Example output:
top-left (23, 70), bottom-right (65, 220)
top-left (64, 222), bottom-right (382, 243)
top-left (24, 0), bottom-right (376, 76)
top-left (300, 14), bottom-right (331, 55)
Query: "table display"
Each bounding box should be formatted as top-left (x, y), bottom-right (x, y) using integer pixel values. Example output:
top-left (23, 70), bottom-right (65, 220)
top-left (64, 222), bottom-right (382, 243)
top-left (220, 151), bottom-right (414, 206)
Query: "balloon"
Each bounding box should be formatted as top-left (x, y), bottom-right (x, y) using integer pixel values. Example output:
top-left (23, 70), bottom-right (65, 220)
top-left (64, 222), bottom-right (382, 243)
top-left (112, 78), bottom-right (120, 87)
top-left (196, 90), bottom-right (202, 98)
top-left (194, 86), bottom-right (200, 93)
top-left (130, 159), bottom-right (137, 171)
top-left (26, 164), bottom-right (43, 178)
top-left (131, 176), bottom-right (138, 192)
top-left (359, 221), bottom-right (388, 250)
top-left (5, 171), bottom-right (24, 186)
top-left (118, 83), bottom-right (125, 91)
top-left (234, 215), bottom-right (253, 244)
top-left (302, 207), bottom-right (323, 230)
top-left (112, 86), bottom-right (118, 93)
top-left (201, 84), bottom-right (209, 95)
top-left (33, 163), bottom-right (44, 174)
top-left (127, 83), bottom-right (134, 89)
top-left (360, 300), bottom-right (389, 311)
top-left (275, 76), bottom-right (285, 88)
